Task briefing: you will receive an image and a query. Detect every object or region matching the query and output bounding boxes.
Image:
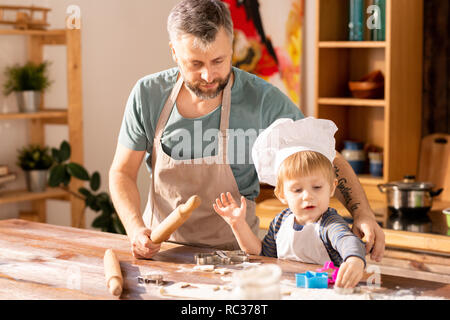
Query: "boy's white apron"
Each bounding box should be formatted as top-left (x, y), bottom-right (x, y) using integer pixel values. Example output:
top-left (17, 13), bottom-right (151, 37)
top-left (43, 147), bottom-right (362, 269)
top-left (276, 214), bottom-right (331, 264)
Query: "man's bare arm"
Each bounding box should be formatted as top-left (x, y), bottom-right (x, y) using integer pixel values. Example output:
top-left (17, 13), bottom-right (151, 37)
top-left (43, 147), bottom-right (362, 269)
top-left (109, 143), bottom-right (161, 259)
top-left (109, 143), bottom-right (146, 238)
top-left (333, 152), bottom-right (371, 218)
top-left (333, 152), bottom-right (385, 261)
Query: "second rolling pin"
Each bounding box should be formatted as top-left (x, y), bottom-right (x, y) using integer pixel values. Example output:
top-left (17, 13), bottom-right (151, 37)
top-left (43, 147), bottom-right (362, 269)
top-left (104, 248), bottom-right (123, 297)
top-left (150, 195), bottom-right (201, 244)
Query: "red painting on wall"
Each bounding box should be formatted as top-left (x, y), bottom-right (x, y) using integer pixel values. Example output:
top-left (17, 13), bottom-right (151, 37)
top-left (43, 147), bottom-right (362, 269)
top-left (222, 0), bottom-right (304, 106)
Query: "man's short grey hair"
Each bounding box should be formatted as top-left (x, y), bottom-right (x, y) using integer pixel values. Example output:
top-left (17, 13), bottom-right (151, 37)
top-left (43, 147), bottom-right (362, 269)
top-left (168, 0), bottom-right (234, 47)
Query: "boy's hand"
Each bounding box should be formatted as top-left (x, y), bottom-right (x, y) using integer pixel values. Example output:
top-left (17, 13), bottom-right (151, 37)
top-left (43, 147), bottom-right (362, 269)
top-left (213, 192), bottom-right (247, 228)
top-left (335, 256), bottom-right (365, 289)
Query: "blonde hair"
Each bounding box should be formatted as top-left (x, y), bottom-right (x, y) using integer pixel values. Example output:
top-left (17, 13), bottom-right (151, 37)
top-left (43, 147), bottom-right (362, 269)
top-left (274, 151), bottom-right (336, 199)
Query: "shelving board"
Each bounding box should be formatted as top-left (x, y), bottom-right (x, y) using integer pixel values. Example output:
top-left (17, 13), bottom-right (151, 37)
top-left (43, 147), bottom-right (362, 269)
top-left (319, 41), bottom-right (386, 48)
top-left (0, 109), bottom-right (67, 121)
top-left (0, 29), bottom-right (65, 36)
top-left (318, 98), bottom-right (385, 107)
top-left (0, 188), bottom-right (68, 205)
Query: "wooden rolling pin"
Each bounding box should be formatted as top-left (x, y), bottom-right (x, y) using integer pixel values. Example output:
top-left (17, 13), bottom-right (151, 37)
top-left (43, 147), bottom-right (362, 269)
top-left (150, 195), bottom-right (201, 244)
top-left (104, 248), bottom-right (123, 297)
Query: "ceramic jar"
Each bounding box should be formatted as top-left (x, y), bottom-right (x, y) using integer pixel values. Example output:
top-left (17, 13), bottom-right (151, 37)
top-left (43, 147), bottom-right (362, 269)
top-left (231, 264), bottom-right (282, 300)
top-left (368, 151), bottom-right (383, 177)
top-left (341, 141), bottom-right (366, 174)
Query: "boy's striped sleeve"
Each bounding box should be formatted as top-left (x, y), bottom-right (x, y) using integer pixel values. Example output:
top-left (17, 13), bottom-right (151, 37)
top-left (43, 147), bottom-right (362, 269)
top-left (320, 208), bottom-right (367, 266)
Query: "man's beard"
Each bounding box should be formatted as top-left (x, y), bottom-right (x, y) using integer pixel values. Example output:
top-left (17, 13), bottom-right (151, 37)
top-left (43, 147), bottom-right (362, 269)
top-left (184, 71), bottom-right (231, 100)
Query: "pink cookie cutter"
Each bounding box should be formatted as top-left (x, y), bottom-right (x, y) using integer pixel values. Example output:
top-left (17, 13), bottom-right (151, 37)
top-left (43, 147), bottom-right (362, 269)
top-left (316, 261), bottom-right (339, 285)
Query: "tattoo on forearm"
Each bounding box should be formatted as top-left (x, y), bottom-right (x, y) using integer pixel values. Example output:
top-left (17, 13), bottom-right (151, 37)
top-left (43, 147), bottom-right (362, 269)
top-left (334, 166), bottom-right (360, 213)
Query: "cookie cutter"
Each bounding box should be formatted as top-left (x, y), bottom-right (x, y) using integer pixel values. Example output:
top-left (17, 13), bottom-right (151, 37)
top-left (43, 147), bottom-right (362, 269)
top-left (194, 250), bottom-right (249, 265)
top-left (316, 261), bottom-right (339, 285)
top-left (137, 273), bottom-right (165, 286)
top-left (295, 271), bottom-right (329, 289)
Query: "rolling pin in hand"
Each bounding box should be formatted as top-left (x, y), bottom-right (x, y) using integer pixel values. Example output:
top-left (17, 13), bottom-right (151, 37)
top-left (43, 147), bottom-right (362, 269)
top-left (150, 195), bottom-right (201, 244)
top-left (104, 248), bottom-right (123, 297)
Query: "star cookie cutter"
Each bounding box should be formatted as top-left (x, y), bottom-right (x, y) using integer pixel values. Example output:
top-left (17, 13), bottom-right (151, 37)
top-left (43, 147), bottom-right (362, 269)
top-left (316, 261), bottom-right (339, 285)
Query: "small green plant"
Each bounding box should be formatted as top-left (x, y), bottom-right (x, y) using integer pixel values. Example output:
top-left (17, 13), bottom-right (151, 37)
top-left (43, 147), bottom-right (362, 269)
top-left (17, 145), bottom-right (54, 171)
top-left (48, 140), bottom-right (126, 234)
top-left (3, 61), bottom-right (52, 96)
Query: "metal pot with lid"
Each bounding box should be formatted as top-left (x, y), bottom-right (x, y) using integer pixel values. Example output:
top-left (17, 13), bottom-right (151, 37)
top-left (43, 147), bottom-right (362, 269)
top-left (378, 175), bottom-right (443, 210)
top-left (378, 175), bottom-right (443, 233)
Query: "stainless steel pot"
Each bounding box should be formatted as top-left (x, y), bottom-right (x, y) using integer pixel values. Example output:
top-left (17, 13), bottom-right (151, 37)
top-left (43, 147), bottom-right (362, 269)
top-left (378, 175), bottom-right (443, 210)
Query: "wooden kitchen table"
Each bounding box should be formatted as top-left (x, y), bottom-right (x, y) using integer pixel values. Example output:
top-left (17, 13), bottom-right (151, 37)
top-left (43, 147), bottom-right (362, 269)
top-left (0, 219), bottom-right (449, 300)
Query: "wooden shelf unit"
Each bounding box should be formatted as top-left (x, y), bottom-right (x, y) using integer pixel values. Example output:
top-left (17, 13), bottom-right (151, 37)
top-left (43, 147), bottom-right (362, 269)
top-left (315, 0), bottom-right (424, 225)
top-left (0, 28), bottom-right (85, 228)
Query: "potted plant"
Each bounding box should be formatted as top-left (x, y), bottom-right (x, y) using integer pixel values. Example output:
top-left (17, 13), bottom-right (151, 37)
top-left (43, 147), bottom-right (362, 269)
top-left (17, 144), bottom-right (54, 192)
top-left (48, 141), bottom-right (126, 234)
top-left (3, 61), bottom-right (52, 113)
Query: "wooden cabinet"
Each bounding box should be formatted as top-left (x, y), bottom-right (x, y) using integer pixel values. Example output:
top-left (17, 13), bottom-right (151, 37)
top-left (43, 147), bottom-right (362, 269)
top-left (0, 29), bottom-right (85, 228)
top-left (315, 0), bottom-right (424, 224)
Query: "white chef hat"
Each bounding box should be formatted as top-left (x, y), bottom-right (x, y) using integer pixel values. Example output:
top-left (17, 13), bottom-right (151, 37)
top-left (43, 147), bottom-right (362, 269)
top-left (252, 117), bottom-right (338, 186)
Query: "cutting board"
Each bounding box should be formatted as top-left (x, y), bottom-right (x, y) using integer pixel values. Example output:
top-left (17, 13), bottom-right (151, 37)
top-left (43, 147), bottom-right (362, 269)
top-left (417, 133), bottom-right (450, 201)
top-left (417, 133), bottom-right (450, 233)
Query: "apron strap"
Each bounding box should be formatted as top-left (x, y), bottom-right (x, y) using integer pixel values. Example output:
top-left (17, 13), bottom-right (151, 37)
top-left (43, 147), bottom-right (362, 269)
top-left (218, 76), bottom-right (232, 164)
top-left (154, 75), bottom-right (184, 142)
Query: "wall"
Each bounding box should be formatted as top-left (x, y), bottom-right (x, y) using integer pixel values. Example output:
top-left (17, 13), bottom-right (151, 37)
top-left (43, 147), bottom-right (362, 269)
top-left (0, 0), bottom-right (316, 229)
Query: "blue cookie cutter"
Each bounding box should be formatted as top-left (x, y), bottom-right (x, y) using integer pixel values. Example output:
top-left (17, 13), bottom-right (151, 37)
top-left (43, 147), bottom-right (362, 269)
top-left (295, 271), bottom-right (329, 289)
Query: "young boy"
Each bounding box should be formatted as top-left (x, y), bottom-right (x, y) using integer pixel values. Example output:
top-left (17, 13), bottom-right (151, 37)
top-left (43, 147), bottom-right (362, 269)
top-left (213, 117), bottom-right (366, 289)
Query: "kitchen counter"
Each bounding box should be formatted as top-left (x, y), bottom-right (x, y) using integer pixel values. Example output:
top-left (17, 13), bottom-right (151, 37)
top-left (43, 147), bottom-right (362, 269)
top-left (0, 219), bottom-right (449, 300)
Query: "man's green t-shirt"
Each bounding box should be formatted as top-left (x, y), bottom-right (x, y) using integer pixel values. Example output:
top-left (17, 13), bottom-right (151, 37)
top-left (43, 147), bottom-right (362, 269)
top-left (118, 67), bottom-right (304, 200)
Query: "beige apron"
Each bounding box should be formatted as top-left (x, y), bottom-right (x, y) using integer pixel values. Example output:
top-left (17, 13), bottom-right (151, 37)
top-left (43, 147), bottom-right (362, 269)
top-left (142, 73), bottom-right (259, 250)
